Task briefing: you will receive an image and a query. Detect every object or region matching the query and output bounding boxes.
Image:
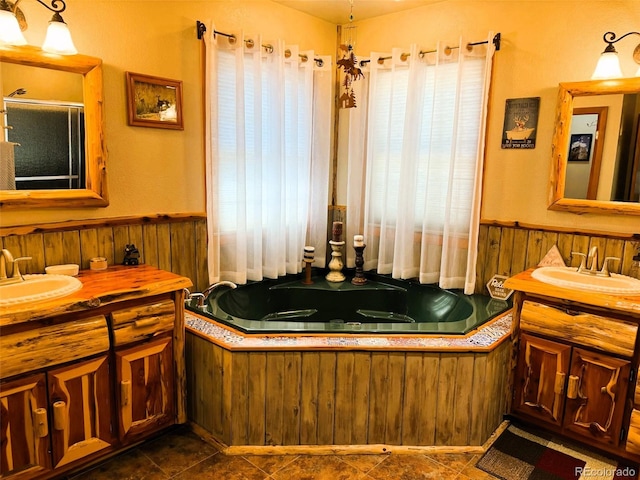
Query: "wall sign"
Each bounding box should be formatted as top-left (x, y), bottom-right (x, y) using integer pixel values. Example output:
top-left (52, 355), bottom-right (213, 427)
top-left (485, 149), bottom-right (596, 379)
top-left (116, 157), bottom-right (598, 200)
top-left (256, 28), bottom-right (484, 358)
top-left (486, 274), bottom-right (514, 301)
top-left (501, 97), bottom-right (540, 149)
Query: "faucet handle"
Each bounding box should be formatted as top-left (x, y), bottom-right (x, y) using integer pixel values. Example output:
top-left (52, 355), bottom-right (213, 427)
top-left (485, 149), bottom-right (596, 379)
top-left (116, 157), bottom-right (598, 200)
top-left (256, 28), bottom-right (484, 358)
top-left (600, 257), bottom-right (619, 277)
top-left (571, 252), bottom-right (587, 272)
top-left (12, 256), bottom-right (32, 279)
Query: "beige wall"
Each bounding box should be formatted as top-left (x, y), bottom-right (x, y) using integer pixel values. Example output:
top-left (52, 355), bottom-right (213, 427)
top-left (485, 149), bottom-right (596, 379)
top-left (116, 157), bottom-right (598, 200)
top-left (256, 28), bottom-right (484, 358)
top-left (2, 0), bottom-right (335, 226)
top-left (3, 0), bottom-right (639, 236)
top-left (351, 0), bottom-right (640, 234)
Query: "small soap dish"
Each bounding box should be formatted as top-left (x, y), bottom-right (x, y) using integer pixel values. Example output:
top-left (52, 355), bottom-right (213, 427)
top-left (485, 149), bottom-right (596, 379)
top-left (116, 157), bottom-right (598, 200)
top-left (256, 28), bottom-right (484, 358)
top-left (45, 264), bottom-right (80, 276)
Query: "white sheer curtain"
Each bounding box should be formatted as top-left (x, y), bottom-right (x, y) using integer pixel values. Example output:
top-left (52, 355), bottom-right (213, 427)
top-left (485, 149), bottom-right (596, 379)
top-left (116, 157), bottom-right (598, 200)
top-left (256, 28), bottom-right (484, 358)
top-left (205, 27), bottom-right (332, 284)
top-left (346, 34), bottom-right (495, 294)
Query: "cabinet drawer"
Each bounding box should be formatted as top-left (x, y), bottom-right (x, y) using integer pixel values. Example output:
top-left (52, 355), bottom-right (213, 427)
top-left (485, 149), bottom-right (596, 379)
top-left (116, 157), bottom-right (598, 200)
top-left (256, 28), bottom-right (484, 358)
top-left (111, 300), bottom-right (175, 346)
top-left (520, 300), bottom-right (637, 358)
top-left (0, 315), bottom-right (109, 380)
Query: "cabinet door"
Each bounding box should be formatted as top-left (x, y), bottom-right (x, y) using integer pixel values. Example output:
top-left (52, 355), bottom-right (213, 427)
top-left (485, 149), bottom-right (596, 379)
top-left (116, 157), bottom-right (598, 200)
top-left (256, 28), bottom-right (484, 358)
top-left (564, 347), bottom-right (630, 448)
top-left (513, 333), bottom-right (571, 426)
top-left (0, 374), bottom-right (51, 479)
top-left (48, 356), bottom-right (114, 469)
top-left (115, 336), bottom-right (175, 444)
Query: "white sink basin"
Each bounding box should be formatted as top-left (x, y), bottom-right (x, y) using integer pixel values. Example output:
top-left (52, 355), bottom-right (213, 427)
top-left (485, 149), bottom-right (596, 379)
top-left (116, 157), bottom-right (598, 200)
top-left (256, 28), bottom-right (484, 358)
top-left (0, 274), bottom-right (83, 307)
top-left (532, 266), bottom-right (640, 295)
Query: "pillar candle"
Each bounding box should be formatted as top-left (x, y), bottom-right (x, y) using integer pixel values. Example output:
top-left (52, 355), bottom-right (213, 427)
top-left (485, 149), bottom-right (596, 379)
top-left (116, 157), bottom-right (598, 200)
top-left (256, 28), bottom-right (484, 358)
top-left (304, 246), bottom-right (315, 260)
top-left (354, 235), bottom-right (364, 247)
top-left (332, 221), bottom-right (343, 242)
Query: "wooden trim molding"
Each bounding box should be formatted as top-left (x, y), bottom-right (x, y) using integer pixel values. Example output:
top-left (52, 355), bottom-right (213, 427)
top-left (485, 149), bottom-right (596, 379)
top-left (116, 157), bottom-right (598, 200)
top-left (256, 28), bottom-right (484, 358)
top-left (0, 213), bottom-right (207, 237)
top-left (190, 420), bottom-right (510, 456)
top-left (480, 219), bottom-right (640, 241)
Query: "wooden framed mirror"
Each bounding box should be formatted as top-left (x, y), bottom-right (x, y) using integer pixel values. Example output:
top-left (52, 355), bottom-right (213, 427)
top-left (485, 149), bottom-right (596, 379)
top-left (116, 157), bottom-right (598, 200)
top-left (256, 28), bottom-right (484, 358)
top-left (0, 45), bottom-right (108, 209)
top-left (549, 77), bottom-right (640, 215)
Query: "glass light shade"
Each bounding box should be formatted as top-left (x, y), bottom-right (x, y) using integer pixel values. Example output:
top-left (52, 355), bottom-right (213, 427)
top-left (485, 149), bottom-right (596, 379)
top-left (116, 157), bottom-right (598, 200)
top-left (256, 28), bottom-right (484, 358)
top-left (591, 51), bottom-right (623, 79)
top-left (42, 20), bottom-right (77, 55)
top-left (636, 64), bottom-right (640, 77)
top-left (0, 9), bottom-right (27, 46)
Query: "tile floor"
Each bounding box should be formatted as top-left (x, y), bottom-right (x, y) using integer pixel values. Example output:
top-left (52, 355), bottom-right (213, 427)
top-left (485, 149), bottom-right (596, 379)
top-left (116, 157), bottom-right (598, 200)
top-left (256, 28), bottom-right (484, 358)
top-left (68, 425), bottom-right (498, 480)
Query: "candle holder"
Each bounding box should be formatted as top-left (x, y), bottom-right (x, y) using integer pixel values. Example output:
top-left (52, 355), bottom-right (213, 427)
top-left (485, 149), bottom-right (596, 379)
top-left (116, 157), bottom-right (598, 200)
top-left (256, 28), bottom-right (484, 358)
top-left (352, 244), bottom-right (367, 285)
top-left (326, 240), bottom-right (346, 282)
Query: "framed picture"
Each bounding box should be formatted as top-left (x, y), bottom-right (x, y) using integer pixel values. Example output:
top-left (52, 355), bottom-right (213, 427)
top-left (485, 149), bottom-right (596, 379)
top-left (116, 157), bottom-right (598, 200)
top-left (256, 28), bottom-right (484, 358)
top-left (125, 72), bottom-right (183, 130)
top-left (501, 97), bottom-right (540, 149)
top-left (568, 133), bottom-right (593, 162)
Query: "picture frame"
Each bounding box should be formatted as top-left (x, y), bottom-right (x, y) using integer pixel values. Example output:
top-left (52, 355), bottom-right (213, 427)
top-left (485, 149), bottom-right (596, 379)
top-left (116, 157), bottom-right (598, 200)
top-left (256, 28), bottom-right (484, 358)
top-left (501, 97), bottom-right (540, 149)
top-left (568, 133), bottom-right (593, 162)
top-left (125, 72), bottom-right (183, 130)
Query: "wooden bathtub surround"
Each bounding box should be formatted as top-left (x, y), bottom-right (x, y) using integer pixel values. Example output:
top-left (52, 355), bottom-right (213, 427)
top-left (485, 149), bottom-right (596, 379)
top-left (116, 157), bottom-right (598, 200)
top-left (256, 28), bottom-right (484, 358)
top-left (0, 265), bottom-right (191, 480)
top-left (185, 313), bottom-right (512, 452)
top-left (504, 268), bottom-right (640, 463)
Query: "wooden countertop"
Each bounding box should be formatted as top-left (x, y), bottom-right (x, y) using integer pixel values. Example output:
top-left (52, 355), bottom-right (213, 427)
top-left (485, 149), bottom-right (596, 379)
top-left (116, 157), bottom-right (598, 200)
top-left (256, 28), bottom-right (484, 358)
top-left (504, 268), bottom-right (640, 317)
top-left (0, 265), bottom-right (193, 326)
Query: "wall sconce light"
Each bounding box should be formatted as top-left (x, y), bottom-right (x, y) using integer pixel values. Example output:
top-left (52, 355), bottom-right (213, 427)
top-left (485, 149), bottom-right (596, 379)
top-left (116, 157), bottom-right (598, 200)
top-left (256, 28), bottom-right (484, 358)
top-left (592, 31), bottom-right (640, 79)
top-left (0, 0), bottom-right (77, 55)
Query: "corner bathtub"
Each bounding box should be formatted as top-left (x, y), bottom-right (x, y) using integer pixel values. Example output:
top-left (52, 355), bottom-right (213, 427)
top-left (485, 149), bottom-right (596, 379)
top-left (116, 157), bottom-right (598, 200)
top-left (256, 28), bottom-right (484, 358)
top-left (184, 272), bottom-right (514, 452)
top-left (186, 273), bottom-right (509, 335)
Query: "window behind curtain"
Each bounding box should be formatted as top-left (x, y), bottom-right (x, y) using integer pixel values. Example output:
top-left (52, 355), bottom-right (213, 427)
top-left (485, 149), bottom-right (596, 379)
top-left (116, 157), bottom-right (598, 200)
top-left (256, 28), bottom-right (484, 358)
top-left (206, 33), bottom-right (331, 284)
top-left (368, 57), bottom-right (485, 231)
top-left (347, 38), bottom-right (495, 293)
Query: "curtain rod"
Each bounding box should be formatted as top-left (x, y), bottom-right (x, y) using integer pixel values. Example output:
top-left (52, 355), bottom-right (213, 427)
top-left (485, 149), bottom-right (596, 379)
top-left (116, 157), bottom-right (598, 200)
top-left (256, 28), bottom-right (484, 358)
top-left (196, 21), bottom-right (324, 67)
top-left (359, 32), bottom-right (501, 66)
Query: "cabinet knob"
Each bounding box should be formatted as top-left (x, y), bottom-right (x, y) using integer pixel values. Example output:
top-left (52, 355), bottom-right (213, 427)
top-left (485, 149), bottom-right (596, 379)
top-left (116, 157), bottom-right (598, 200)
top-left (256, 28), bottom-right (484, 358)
top-left (52, 401), bottom-right (67, 431)
top-left (121, 380), bottom-right (131, 407)
top-left (554, 372), bottom-right (566, 395)
top-left (33, 408), bottom-right (48, 438)
top-left (567, 375), bottom-right (580, 399)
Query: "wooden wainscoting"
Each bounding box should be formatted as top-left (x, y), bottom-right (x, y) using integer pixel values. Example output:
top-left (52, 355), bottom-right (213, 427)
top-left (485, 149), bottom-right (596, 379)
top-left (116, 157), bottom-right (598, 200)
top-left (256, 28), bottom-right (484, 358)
top-left (185, 333), bottom-right (511, 449)
top-left (0, 214), bottom-right (209, 292)
top-left (475, 222), bottom-right (640, 295)
top-left (2, 216), bottom-right (638, 297)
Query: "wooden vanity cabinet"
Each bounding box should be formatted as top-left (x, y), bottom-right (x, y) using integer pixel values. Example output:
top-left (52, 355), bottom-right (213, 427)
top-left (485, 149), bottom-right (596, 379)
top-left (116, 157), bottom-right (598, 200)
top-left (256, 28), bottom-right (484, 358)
top-left (506, 283), bottom-right (640, 459)
top-left (0, 317), bottom-right (114, 479)
top-left (47, 356), bottom-right (114, 469)
top-left (0, 374), bottom-right (51, 479)
top-left (514, 328), bottom-right (631, 448)
top-left (513, 333), bottom-right (570, 427)
top-left (0, 266), bottom-right (192, 480)
top-left (115, 336), bottom-right (175, 444)
top-left (111, 299), bottom-right (176, 444)
top-left (564, 347), bottom-right (630, 446)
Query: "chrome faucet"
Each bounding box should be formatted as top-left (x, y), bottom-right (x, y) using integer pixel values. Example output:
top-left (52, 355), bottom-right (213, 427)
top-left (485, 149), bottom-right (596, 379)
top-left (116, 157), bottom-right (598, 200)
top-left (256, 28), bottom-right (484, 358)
top-left (183, 287), bottom-right (205, 307)
top-left (587, 246), bottom-right (599, 273)
top-left (197, 281), bottom-right (237, 307)
top-left (0, 249), bottom-right (32, 285)
top-left (571, 246), bottom-right (618, 277)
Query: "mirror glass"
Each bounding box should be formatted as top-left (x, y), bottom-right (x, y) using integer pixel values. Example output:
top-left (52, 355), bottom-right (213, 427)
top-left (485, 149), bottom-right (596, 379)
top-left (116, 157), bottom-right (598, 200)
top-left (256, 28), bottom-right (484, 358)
top-left (3, 63), bottom-right (85, 190)
top-left (549, 77), bottom-right (640, 215)
top-left (0, 45), bottom-right (108, 209)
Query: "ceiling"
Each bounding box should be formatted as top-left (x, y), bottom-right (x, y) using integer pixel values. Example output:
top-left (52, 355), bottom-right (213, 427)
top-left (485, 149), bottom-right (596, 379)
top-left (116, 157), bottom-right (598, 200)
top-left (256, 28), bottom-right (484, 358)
top-left (270, 0), bottom-right (444, 24)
